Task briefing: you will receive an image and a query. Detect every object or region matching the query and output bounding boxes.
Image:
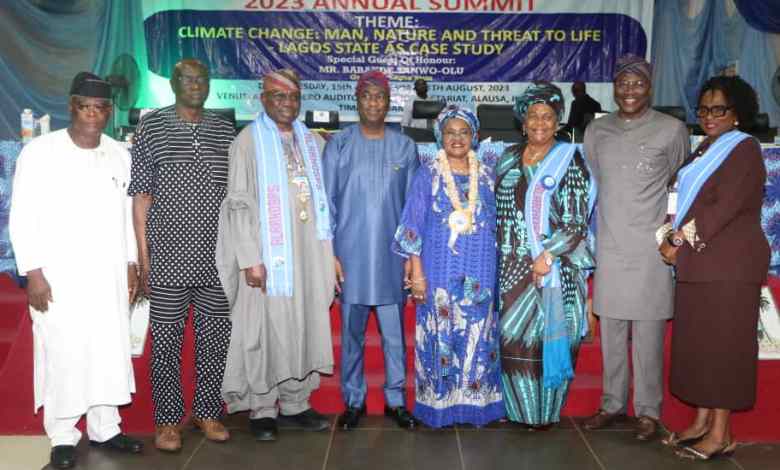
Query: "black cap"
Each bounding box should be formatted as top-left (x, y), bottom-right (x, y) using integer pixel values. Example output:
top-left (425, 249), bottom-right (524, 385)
top-left (69, 72), bottom-right (111, 99)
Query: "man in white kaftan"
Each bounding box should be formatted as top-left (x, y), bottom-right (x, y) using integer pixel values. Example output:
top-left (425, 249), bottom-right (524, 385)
top-left (9, 72), bottom-right (142, 469)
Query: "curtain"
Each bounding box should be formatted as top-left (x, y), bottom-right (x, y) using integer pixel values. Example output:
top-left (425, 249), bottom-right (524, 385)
top-left (0, 1), bottom-right (144, 140)
top-left (733, 0), bottom-right (780, 33)
top-left (652, 0), bottom-right (779, 125)
top-left (0, 1), bottom-right (101, 139)
top-left (740, 28), bottom-right (780, 129)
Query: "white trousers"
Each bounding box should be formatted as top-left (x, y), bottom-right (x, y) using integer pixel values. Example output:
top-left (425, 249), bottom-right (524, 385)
top-left (44, 405), bottom-right (121, 447)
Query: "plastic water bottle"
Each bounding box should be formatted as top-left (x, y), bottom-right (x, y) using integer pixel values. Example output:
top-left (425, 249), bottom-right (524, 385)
top-left (20, 109), bottom-right (34, 143)
top-left (37, 114), bottom-right (50, 135)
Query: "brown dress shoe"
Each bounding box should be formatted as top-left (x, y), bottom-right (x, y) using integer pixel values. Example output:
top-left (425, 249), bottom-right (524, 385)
top-left (582, 410), bottom-right (625, 430)
top-left (635, 416), bottom-right (658, 441)
top-left (193, 417), bottom-right (230, 442)
top-left (155, 425), bottom-right (182, 453)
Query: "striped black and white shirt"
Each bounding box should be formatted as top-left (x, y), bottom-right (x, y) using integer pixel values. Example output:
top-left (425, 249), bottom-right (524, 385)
top-left (129, 105), bottom-right (235, 287)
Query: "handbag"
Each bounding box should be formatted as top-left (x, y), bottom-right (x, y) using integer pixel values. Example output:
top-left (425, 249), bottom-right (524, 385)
top-left (129, 296), bottom-right (150, 357)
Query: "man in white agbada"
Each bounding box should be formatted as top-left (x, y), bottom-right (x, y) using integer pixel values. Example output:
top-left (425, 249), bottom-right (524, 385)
top-left (216, 68), bottom-right (336, 442)
top-left (9, 72), bottom-right (142, 469)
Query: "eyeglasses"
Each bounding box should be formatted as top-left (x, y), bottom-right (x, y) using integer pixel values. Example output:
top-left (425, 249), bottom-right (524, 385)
top-left (74, 102), bottom-right (112, 113)
top-left (695, 105), bottom-right (732, 118)
top-left (177, 75), bottom-right (208, 86)
top-left (615, 79), bottom-right (648, 91)
top-left (358, 92), bottom-right (387, 103)
top-left (443, 129), bottom-right (473, 140)
top-left (264, 91), bottom-right (301, 103)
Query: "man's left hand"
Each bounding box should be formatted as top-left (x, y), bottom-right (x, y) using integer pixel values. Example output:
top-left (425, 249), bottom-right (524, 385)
top-left (127, 264), bottom-right (139, 303)
top-left (245, 264), bottom-right (268, 293)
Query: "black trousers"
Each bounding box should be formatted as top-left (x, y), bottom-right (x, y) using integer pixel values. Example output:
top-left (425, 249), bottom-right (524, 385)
top-left (149, 285), bottom-right (231, 425)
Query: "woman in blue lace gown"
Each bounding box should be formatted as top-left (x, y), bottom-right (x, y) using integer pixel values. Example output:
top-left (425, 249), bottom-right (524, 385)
top-left (392, 106), bottom-right (504, 427)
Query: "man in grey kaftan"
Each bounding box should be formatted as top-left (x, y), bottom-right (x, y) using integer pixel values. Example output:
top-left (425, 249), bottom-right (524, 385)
top-left (583, 55), bottom-right (689, 440)
top-left (216, 69), bottom-right (335, 441)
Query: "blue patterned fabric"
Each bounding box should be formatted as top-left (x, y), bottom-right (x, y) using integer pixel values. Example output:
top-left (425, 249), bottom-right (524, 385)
top-left (392, 142), bottom-right (505, 428)
top-left (433, 105), bottom-right (480, 150)
top-left (0, 141), bottom-right (22, 278)
top-left (513, 82), bottom-right (565, 123)
top-left (761, 146), bottom-right (780, 274)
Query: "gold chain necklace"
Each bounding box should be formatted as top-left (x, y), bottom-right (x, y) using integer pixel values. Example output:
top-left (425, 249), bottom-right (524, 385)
top-left (523, 144), bottom-right (552, 165)
top-left (437, 149), bottom-right (480, 235)
top-left (281, 133), bottom-right (311, 223)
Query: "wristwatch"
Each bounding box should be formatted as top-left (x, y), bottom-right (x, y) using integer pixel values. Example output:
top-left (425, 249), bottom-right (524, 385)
top-left (666, 233), bottom-right (684, 247)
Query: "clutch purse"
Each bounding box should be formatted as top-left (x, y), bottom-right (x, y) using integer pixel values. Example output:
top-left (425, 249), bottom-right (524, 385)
top-left (655, 222), bottom-right (673, 247)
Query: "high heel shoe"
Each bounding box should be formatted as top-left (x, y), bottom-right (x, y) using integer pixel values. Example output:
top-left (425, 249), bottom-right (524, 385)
top-left (675, 440), bottom-right (738, 460)
top-left (661, 429), bottom-right (707, 447)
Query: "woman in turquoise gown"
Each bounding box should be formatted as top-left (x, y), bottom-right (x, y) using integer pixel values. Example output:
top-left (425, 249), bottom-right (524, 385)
top-left (496, 83), bottom-right (596, 427)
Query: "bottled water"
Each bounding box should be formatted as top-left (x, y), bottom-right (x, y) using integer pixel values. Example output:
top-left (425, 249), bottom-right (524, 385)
top-left (21, 109), bottom-right (34, 143)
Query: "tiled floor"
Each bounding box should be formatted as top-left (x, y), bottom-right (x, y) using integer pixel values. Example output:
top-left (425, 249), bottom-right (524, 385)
top-left (3, 414), bottom-right (779, 470)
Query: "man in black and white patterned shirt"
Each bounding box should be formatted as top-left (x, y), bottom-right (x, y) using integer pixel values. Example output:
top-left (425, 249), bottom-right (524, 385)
top-left (129, 58), bottom-right (235, 452)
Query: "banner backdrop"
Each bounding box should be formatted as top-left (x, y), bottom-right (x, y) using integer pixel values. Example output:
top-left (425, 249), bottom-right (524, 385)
top-left (140, 0), bottom-right (653, 122)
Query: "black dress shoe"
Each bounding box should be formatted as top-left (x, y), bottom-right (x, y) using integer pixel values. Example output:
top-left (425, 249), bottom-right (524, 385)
top-left (634, 416), bottom-right (659, 441)
top-left (582, 409), bottom-right (625, 430)
top-left (337, 405), bottom-right (365, 430)
top-left (278, 408), bottom-right (330, 431)
top-left (384, 405), bottom-right (417, 429)
top-left (249, 417), bottom-right (278, 441)
top-left (89, 433), bottom-right (144, 453)
top-left (50, 445), bottom-right (76, 469)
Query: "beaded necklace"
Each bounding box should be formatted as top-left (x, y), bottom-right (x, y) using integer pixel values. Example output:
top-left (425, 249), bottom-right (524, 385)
top-left (437, 148), bottom-right (480, 235)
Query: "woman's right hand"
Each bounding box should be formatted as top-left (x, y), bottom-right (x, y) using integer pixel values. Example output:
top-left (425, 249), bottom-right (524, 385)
top-left (411, 277), bottom-right (427, 304)
top-left (532, 251), bottom-right (552, 286)
top-left (407, 256), bottom-right (427, 303)
top-left (659, 240), bottom-right (679, 266)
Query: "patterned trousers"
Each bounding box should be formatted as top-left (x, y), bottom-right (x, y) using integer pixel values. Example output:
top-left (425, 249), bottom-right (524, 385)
top-left (149, 285), bottom-right (231, 425)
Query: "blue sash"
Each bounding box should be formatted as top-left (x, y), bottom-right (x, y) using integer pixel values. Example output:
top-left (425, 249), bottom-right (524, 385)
top-left (524, 143), bottom-right (578, 288)
top-left (523, 142), bottom-right (595, 389)
top-left (252, 113), bottom-right (332, 297)
top-left (674, 130), bottom-right (751, 230)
